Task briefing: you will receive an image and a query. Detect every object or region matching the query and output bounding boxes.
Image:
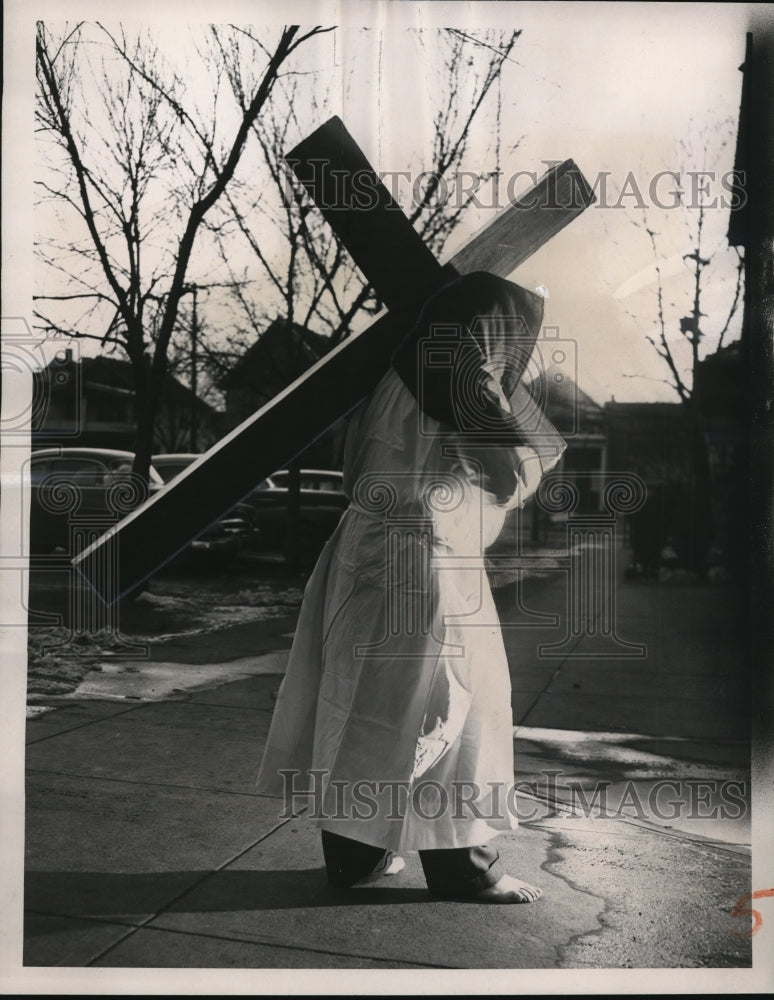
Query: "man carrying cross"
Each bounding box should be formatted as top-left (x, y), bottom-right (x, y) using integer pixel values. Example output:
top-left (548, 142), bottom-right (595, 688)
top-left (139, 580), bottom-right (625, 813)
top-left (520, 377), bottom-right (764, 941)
top-left (74, 117), bottom-right (591, 900)
top-left (257, 269), bottom-right (565, 902)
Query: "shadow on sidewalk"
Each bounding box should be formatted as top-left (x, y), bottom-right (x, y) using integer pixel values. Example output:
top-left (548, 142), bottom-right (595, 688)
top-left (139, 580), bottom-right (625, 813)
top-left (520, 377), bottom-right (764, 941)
top-left (25, 869), bottom-right (430, 916)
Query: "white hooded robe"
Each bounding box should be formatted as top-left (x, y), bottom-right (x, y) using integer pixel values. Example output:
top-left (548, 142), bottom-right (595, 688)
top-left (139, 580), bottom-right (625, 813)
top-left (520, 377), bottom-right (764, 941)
top-left (256, 277), bottom-right (564, 852)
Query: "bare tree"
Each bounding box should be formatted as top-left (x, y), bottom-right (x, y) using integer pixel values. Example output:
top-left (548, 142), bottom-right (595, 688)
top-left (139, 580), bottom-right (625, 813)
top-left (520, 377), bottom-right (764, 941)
top-left (34, 21), bottom-right (334, 483)
top-left (636, 220), bottom-right (743, 412)
top-left (206, 27), bottom-right (521, 369)
top-left (624, 125), bottom-right (745, 570)
top-left (623, 125), bottom-right (743, 403)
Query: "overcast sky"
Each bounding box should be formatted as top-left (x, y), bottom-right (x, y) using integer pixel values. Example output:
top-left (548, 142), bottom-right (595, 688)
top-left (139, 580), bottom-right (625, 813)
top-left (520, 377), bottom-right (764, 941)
top-left (336, 2), bottom-right (752, 404)
top-left (8, 1), bottom-right (764, 405)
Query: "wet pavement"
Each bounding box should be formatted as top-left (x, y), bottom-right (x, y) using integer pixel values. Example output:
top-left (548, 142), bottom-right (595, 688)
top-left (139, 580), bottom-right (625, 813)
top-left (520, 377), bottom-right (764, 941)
top-left (17, 537), bottom-right (761, 982)
top-left (493, 566), bottom-right (751, 848)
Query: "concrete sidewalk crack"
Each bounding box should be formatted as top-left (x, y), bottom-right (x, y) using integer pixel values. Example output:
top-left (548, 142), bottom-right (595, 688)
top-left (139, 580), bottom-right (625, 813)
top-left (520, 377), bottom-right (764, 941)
top-left (520, 787), bottom-right (751, 858)
top-left (25, 766), bottom-right (273, 799)
top-left (165, 699), bottom-right (278, 715)
top-left (97, 919), bottom-right (452, 969)
top-left (514, 631), bottom-right (586, 726)
top-left (540, 827), bottom-right (609, 968)
top-left (83, 810), bottom-right (307, 967)
top-left (25, 702), bottom-right (150, 744)
top-left (25, 906), bottom-right (448, 968)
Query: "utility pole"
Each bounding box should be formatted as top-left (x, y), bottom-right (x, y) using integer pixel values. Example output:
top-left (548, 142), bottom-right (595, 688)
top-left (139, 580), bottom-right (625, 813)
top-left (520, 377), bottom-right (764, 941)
top-left (190, 285), bottom-right (198, 452)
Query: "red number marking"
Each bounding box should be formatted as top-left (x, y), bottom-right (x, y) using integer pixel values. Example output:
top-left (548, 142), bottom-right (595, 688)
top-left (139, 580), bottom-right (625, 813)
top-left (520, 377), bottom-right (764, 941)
top-left (729, 888), bottom-right (774, 937)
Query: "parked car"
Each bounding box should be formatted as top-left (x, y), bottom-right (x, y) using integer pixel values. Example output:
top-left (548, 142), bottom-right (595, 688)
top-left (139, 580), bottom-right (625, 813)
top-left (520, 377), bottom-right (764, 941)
top-left (29, 448), bottom-right (165, 554)
top-left (152, 452), bottom-right (260, 558)
top-left (150, 452), bottom-right (202, 485)
top-left (28, 448), bottom-right (245, 569)
top-left (261, 469), bottom-right (345, 493)
top-left (245, 467), bottom-right (348, 563)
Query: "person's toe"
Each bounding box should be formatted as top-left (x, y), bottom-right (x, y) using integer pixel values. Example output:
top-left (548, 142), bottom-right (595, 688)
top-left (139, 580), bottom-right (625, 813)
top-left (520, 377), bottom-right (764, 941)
top-left (475, 875), bottom-right (543, 903)
top-left (383, 854), bottom-right (405, 875)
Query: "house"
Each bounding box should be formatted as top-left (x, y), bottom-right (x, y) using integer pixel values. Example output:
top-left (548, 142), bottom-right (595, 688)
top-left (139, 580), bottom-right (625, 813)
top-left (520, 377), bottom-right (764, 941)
top-left (533, 373), bottom-right (608, 512)
top-left (694, 340), bottom-right (744, 478)
top-left (219, 318), bottom-right (345, 469)
top-left (220, 316), bottom-right (614, 487)
top-left (694, 340), bottom-right (746, 574)
top-left (220, 318), bottom-right (332, 423)
top-left (603, 378), bottom-right (745, 574)
top-left (32, 351), bottom-right (222, 453)
top-left (603, 401), bottom-right (692, 487)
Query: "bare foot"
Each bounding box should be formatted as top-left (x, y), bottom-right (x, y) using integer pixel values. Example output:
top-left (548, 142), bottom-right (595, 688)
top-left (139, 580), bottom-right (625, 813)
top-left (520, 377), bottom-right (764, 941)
top-left (382, 854), bottom-right (406, 875)
top-left (472, 875), bottom-right (543, 903)
top-left (351, 853), bottom-right (406, 886)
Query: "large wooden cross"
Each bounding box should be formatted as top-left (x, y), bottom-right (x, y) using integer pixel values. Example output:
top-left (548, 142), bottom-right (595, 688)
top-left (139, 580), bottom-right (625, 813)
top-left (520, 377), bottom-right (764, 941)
top-left (74, 117), bottom-right (595, 602)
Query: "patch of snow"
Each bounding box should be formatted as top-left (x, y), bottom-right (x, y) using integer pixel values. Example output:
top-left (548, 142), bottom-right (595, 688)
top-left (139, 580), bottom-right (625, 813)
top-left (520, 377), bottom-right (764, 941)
top-left (72, 650), bottom-right (290, 702)
top-left (26, 705), bottom-right (56, 719)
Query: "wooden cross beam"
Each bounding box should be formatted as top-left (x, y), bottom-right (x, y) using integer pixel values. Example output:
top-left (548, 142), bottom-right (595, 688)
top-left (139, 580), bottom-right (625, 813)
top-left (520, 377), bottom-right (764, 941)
top-left (73, 117), bottom-right (595, 602)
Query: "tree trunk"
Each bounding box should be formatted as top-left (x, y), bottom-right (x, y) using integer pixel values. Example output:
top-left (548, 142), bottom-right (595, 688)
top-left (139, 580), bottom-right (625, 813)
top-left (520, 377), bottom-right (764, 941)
top-left (131, 358), bottom-right (158, 490)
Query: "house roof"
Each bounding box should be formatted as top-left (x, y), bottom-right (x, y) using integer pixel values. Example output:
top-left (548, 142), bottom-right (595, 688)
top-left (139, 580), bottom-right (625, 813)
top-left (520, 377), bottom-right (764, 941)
top-left (40, 354), bottom-right (217, 414)
top-left (218, 317), bottom-right (608, 434)
top-left (220, 318), bottom-right (331, 391)
top-left (697, 340), bottom-right (742, 367)
top-left (604, 401), bottom-right (683, 416)
top-left (526, 371), bottom-right (605, 434)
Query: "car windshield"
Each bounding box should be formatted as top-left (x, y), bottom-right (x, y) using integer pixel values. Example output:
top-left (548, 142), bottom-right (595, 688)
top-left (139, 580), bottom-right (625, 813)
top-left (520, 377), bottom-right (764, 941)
top-left (31, 453), bottom-right (164, 487)
top-left (301, 475), bottom-right (342, 491)
top-left (40, 457), bottom-right (109, 487)
top-left (265, 470), bottom-right (342, 491)
top-left (155, 461), bottom-right (193, 484)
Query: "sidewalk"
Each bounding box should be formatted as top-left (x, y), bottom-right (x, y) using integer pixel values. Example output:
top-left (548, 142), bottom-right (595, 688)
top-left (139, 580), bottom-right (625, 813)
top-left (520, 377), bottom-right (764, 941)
top-left (23, 545), bottom-right (753, 970)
